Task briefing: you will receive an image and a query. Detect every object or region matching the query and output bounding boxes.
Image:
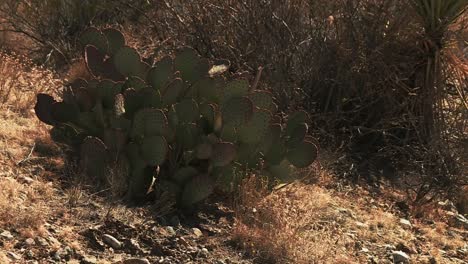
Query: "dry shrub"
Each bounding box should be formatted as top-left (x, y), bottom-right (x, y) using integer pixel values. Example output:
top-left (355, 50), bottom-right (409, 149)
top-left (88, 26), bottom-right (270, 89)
top-left (0, 51), bottom-right (62, 114)
top-left (0, 177), bottom-right (53, 233)
top-left (232, 178), bottom-right (356, 264)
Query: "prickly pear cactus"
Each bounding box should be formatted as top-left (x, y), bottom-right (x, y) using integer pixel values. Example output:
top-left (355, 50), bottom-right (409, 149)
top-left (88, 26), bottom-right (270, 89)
top-left (34, 27), bottom-right (319, 208)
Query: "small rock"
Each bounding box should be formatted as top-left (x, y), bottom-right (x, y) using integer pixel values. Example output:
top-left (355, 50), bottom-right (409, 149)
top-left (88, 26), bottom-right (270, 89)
top-left (192, 228), bottom-right (203, 238)
top-left (7, 251), bottom-right (21, 260)
top-left (198, 247), bottom-right (209, 257)
top-left (164, 226), bottom-right (176, 236)
top-left (25, 238), bottom-right (35, 247)
top-left (399, 219), bottom-right (412, 229)
top-left (123, 258), bottom-right (151, 264)
top-left (355, 221), bottom-right (369, 228)
top-left (82, 255), bottom-right (98, 264)
top-left (448, 213), bottom-right (468, 229)
top-left (47, 236), bottom-right (61, 247)
top-left (438, 200), bottom-right (458, 212)
top-left (102, 234), bottom-right (122, 249)
top-left (361, 247), bottom-right (369, 253)
top-left (54, 246), bottom-right (73, 261)
top-left (392, 250), bottom-right (410, 263)
top-left (214, 261), bottom-right (226, 264)
top-left (0, 230), bottom-right (14, 240)
top-left (35, 237), bottom-right (49, 247)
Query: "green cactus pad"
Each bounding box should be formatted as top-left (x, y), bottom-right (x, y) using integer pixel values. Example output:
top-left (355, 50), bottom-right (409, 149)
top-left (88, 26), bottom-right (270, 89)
top-left (237, 143), bottom-right (261, 167)
top-left (196, 143), bottom-right (213, 159)
top-left (123, 88), bottom-right (142, 117)
top-left (167, 105), bottom-right (179, 128)
top-left (80, 136), bottom-right (108, 181)
top-left (103, 28), bottom-right (125, 55)
top-left (162, 78), bottom-right (186, 107)
top-left (131, 108), bottom-right (167, 139)
top-left (80, 27), bottom-right (108, 52)
top-left (123, 76), bottom-right (147, 91)
top-left (224, 79), bottom-right (249, 103)
top-left (174, 47), bottom-right (209, 83)
top-left (97, 79), bottom-right (120, 109)
top-left (74, 88), bottom-right (95, 112)
top-left (70, 78), bottom-right (88, 92)
top-left (76, 112), bottom-right (99, 134)
top-left (84, 45), bottom-right (106, 77)
top-left (140, 136), bottom-right (168, 166)
top-left (238, 109), bottom-right (272, 144)
top-left (249, 90), bottom-right (275, 112)
top-left (259, 123), bottom-right (282, 154)
top-left (267, 160), bottom-right (295, 183)
top-left (287, 123), bottom-right (308, 148)
top-left (140, 88), bottom-right (162, 109)
top-left (219, 124), bottom-right (238, 142)
top-left (128, 165), bottom-right (155, 201)
top-left (175, 99), bottom-right (199, 124)
top-left (180, 174), bottom-right (214, 207)
top-left (175, 123), bottom-right (198, 149)
top-left (35, 94), bottom-right (57, 125)
top-left (173, 166), bottom-right (198, 184)
top-left (109, 116), bottom-right (131, 131)
top-left (264, 138), bottom-right (287, 165)
top-left (147, 56), bottom-right (173, 91)
top-left (213, 165), bottom-right (239, 193)
top-left (113, 46), bottom-right (145, 78)
top-left (285, 110), bottom-right (309, 136)
top-left (103, 129), bottom-right (127, 154)
top-left (222, 96), bottom-right (254, 127)
top-left (199, 103), bottom-right (216, 130)
top-left (211, 142), bottom-right (237, 167)
top-left (286, 141), bottom-right (318, 168)
top-left (51, 102), bottom-right (79, 123)
top-left (192, 77), bottom-right (219, 103)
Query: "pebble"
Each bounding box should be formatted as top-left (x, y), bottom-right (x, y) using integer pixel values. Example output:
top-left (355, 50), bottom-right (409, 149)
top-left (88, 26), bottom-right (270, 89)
top-left (123, 258), bottom-right (151, 264)
top-left (0, 230), bottom-right (14, 240)
top-left (7, 251), bottom-right (21, 260)
top-left (399, 219), bottom-right (412, 229)
top-left (102, 234), bottom-right (122, 249)
top-left (392, 250), bottom-right (410, 263)
top-left (25, 238), bottom-right (35, 247)
top-left (165, 226), bottom-right (176, 236)
top-left (192, 228), bottom-right (203, 238)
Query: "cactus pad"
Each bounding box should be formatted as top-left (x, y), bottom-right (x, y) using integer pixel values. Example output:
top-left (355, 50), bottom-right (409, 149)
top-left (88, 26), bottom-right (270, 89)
top-left (224, 79), bottom-right (249, 102)
top-left (175, 99), bottom-right (199, 124)
top-left (238, 109), bottom-right (271, 144)
top-left (287, 123), bottom-right (308, 148)
top-left (286, 141), bottom-right (318, 168)
top-left (174, 47), bottom-right (209, 83)
top-left (147, 56), bottom-right (173, 91)
top-left (211, 142), bottom-right (237, 167)
top-left (113, 46), bottom-right (145, 78)
top-left (196, 143), bottom-right (213, 159)
top-left (222, 96), bottom-right (253, 127)
top-left (35, 94), bottom-right (57, 125)
top-left (173, 166), bottom-right (198, 184)
top-left (285, 110), bottom-right (309, 136)
top-left (162, 78), bottom-right (186, 107)
top-left (140, 136), bottom-right (168, 166)
top-left (249, 90), bottom-right (275, 112)
top-left (51, 102), bottom-right (79, 123)
top-left (131, 108), bottom-right (167, 139)
top-left (103, 28), bottom-right (125, 55)
top-left (80, 136), bottom-right (108, 181)
top-left (80, 27), bottom-right (108, 52)
top-left (180, 174), bottom-right (214, 207)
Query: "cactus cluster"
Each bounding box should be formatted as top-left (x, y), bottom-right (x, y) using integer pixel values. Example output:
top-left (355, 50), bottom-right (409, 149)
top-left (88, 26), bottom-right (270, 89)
top-left (35, 28), bottom-right (318, 207)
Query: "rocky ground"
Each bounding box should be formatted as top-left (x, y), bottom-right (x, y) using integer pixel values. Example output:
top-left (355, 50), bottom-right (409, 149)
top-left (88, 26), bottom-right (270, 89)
top-left (0, 111), bottom-right (467, 264)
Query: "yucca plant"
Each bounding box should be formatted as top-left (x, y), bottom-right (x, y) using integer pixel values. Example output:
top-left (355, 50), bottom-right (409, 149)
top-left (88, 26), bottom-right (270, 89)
top-left (410, 0), bottom-right (467, 141)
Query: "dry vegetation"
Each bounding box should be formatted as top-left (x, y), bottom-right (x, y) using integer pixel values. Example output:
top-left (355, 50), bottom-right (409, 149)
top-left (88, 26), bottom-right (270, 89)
top-left (0, 0), bottom-right (466, 263)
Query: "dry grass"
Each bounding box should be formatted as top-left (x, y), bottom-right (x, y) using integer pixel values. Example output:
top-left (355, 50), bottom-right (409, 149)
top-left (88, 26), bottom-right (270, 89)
top-left (233, 170), bottom-right (468, 264)
top-left (0, 51), bottom-right (62, 115)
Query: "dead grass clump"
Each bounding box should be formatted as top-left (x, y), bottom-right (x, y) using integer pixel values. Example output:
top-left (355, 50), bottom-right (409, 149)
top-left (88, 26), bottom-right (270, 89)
top-left (0, 177), bottom-right (53, 234)
top-left (0, 51), bottom-right (62, 115)
top-left (233, 178), bottom-right (356, 264)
